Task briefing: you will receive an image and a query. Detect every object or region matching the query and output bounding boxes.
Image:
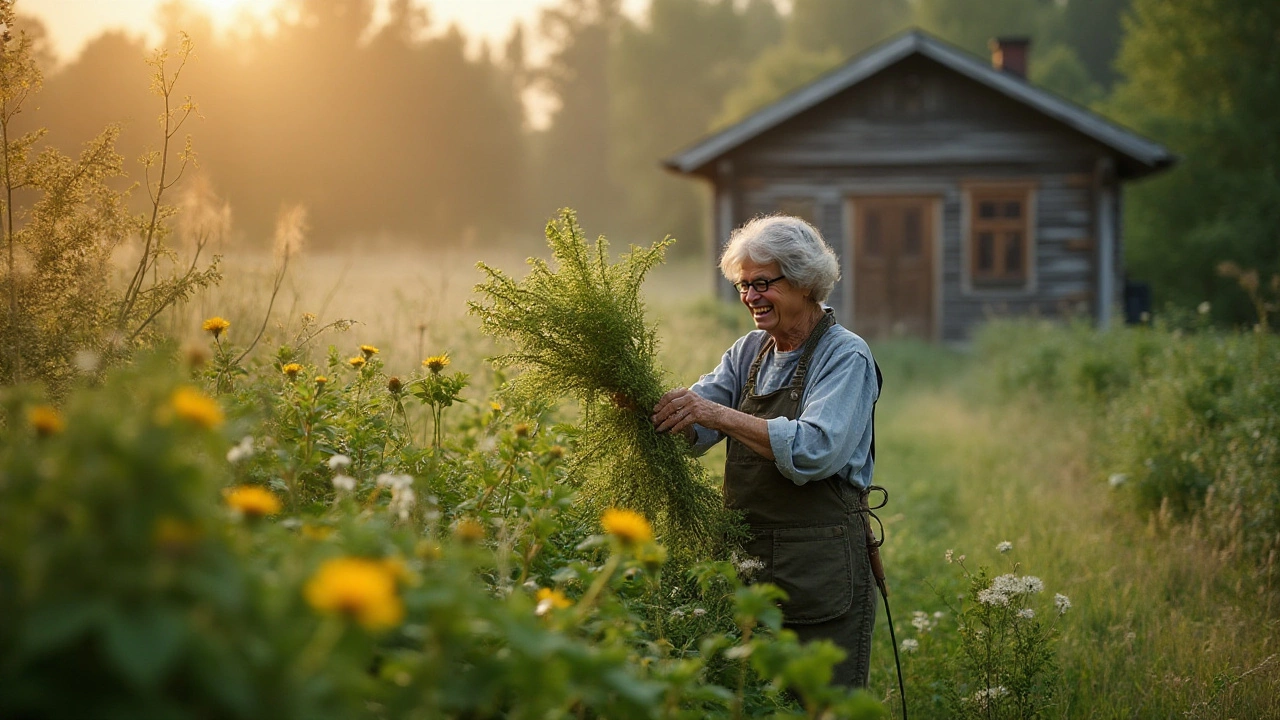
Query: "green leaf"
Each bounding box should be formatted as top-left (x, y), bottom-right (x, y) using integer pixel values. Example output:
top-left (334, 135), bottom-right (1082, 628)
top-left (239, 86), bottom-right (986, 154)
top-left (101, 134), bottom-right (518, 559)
top-left (20, 600), bottom-right (109, 655)
top-left (101, 604), bottom-right (188, 688)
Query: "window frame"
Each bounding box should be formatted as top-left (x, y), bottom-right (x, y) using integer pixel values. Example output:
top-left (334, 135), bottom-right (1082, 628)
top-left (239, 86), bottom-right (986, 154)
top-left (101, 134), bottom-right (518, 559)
top-left (961, 181), bottom-right (1037, 295)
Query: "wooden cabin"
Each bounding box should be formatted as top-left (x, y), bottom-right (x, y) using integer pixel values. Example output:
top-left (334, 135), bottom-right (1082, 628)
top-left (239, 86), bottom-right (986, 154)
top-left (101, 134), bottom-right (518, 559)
top-left (664, 30), bottom-right (1175, 342)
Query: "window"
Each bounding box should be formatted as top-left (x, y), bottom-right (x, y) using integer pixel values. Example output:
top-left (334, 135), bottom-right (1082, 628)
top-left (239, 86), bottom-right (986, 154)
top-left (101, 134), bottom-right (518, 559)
top-left (968, 186), bottom-right (1032, 287)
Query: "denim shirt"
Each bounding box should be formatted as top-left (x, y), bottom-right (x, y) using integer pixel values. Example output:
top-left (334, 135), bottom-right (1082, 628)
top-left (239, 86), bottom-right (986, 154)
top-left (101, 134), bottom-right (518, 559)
top-left (689, 324), bottom-right (878, 489)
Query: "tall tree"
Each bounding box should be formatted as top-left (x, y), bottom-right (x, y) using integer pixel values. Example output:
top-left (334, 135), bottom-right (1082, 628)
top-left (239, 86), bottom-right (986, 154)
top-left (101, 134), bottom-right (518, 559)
top-left (533, 0), bottom-right (623, 232)
top-left (786, 0), bottom-right (910, 59)
top-left (1107, 0), bottom-right (1280, 321)
top-left (610, 0), bottom-right (782, 248)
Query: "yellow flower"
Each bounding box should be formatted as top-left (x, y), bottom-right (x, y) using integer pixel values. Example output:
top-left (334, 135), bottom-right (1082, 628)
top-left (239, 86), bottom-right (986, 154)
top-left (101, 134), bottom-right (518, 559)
top-left (601, 508), bottom-right (653, 545)
top-left (489, 401), bottom-right (502, 413)
top-left (360, 344), bottom-right (379, 358)
top-left (224, 485), bottom-right (282, 517)
top-left (300, 523), bottom-right (334, 541)
top-left (535, 587), bottom-right (572, 614)
top-left (348, 356), bottom-right (366, 369)
top-left (422, 353), bottom-right (450, 374)
top-left (315, 375), bottom-right (328, 387)
top-left (28, 405), bottom-right (65, 436)
top-left (170, 387), bottom-right (224, 429)
top-left (282, 363), bottom-right (302, 379)
top-left (304, 557), bottom-right (405, 631)
top-left (454, 518), bottom-right (485, 543)
top-left (202, 316), bottom-right (230, 339)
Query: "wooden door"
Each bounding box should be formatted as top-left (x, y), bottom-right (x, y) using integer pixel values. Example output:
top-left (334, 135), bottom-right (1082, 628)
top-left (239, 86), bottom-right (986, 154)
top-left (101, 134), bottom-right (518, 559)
top-left (851, 197), bottom-right (934, 339)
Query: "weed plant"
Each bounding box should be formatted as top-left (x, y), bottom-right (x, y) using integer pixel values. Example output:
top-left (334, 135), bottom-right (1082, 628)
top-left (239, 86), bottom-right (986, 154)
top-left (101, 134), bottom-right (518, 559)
top-left (470, 209), bottom-right (729, 560)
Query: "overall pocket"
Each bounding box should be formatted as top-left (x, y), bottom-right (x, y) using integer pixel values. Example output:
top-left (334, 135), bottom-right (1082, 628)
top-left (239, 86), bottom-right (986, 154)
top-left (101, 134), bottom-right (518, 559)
top-left (771, 524), bottom-right (854, 624)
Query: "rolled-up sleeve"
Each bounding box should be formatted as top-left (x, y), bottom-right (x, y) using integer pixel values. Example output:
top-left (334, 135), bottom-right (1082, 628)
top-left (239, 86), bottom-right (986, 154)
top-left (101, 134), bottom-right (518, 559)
top-left (767, 347), bottom-right (876, 485)
top-left (687, 337), bottom-right (752, 455)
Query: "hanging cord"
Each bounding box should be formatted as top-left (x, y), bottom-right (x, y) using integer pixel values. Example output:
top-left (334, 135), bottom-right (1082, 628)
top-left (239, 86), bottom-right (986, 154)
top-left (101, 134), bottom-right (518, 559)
top-left (863, 485), bottom-right (907, 720)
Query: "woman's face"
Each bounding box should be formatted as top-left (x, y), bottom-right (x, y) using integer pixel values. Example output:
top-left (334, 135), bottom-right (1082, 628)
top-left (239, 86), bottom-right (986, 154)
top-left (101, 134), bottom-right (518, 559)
top-left (736, 259), bottom-right (811, 337)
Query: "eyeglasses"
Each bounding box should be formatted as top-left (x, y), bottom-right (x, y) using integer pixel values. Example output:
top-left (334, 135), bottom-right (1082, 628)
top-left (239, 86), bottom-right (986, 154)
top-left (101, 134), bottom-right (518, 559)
top-left (733, 275), bottom-right (786, 295)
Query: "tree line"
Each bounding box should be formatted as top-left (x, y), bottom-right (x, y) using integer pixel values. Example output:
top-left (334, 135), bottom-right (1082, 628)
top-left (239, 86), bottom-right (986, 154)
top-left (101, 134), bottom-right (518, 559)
top-left (13, 0), bottom-right (1279, 319)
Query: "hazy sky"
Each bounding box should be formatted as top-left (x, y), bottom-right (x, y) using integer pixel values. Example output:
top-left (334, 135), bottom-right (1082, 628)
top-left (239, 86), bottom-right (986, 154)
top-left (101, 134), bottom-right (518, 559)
top-left (22, 0), bottom-right (646, 64)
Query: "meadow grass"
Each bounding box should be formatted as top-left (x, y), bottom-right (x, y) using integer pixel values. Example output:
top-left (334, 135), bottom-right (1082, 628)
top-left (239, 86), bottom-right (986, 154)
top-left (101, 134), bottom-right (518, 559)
top-left (179, 247), bottom-right (1279, 717)
top-left (870, 384), bottom-right (1280, 718)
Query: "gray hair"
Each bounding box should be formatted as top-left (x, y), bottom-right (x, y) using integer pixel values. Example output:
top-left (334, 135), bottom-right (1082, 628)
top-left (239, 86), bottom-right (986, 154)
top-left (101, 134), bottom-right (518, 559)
top-left (719, 215), bottom-right (840, 303)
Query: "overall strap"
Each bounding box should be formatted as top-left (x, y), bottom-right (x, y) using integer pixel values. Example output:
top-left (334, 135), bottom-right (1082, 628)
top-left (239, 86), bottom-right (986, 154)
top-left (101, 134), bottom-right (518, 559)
top-left (870, 359), bottom-right (883, 462)
top-left (790, 311), bottom-right (836, 390)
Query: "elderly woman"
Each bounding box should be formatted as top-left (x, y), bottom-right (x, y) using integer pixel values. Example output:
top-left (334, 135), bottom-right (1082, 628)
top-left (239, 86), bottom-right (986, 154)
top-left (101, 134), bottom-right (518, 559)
top-left (651, 215), bottom-right (880, 688)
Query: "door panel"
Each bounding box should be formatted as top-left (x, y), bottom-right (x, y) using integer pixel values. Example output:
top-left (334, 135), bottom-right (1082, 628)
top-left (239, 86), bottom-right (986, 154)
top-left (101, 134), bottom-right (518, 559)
top-left (851, 197), bottom-right (935, 339)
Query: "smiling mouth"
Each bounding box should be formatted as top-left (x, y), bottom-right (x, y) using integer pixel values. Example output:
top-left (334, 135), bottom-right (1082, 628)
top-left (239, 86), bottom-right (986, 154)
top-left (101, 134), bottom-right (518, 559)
top-left (749, 305), bottom-right (773, 320)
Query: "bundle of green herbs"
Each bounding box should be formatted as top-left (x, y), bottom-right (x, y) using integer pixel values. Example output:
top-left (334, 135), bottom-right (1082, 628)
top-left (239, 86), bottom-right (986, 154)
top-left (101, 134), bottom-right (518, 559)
top-left (470, 210), bottom-right (730, 559)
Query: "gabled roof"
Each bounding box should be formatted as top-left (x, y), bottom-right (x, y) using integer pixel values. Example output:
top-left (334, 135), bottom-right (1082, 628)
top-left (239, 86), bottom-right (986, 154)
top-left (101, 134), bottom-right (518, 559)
top-left (664, 29), bottom-right (1175, 179)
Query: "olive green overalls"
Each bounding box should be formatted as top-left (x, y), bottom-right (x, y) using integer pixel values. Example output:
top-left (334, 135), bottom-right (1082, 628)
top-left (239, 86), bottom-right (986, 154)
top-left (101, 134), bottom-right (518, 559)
top-left (724, 312), bottom-right (876, 688)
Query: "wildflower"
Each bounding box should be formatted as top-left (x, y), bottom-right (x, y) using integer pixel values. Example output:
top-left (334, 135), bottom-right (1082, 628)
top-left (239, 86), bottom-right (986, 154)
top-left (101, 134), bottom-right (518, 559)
top-left (733, 553), bottom-right (766, 579)
top-left (1019, 576), bottom-right (1045, 594)
top-left (548, 444), bottom-right (565, 459)
top-left (315, 375), bottom-right (328, 388)
top-left (911, 610), bottom-right (935, 633)
top-left (535, 587), bottom-right (572, 615)
top-left (224, 485), bottom-right (282, 517)
top-left (328, 454), bottom-right (352, 471)
top-left (944, 549), bottom-right (954, 563)
top-left (226, 435), bottom-right (255, 463)
top-left (957, 554), bottom-right (966, 563)
top-left (28, 405), bottom-right (65, 436)
top-left (514, 422), bottom-right (530, 438)
top-left (1054, 593), bottom-right (1072, 615)
top-left (900, 638), bottom-right (919, 653)
top-left (1108, 473), bottom-right (1128, 488)
top-left (670, 608), bottom-right (686, 619)
top-left (301, 523), bottom-right (334, 541)
top-left (388, 486), bottom-right (416, 520)
top-left (387, 376), bottom-right (402, 393)
top-left (1198, 301), bottom-right (1211, 315)
top-left (73, 350), bottom-right (100, 373)
top-left (360, 344), bottom-right (379, 358)
top-left (969, 686), bottom-right (1008, 709)
top-left (1017, 608), bottom-right (1035, 619)
top-left (376, 473), bottom-right (413, 491)
top-left (422, 353), bottom-right (450, 374)
top-left (601, 508), bottom-right (653, 545)
top-left (202, 316), bottom-right (230, 339)
top-left (977, 588), bottom-right (1010, 607)
top-left (996, 540), bottom-right (1013, 553)
top-left (692, 607), bottom-right (707, 617)
top-left (170, 387), bottom-right (224, 429)
top-left (348, 356), bottom-right (366, 369)
top-left (490, 401), bottom-right (502, 412)
top-left (332, 474), bottom-right (356, 492)
top-left (304, 557), bottom-right (404, 630)
top-left (282, 363), bottom-right (302, 379)
top-left (454, 518), bottom-right (485, 543)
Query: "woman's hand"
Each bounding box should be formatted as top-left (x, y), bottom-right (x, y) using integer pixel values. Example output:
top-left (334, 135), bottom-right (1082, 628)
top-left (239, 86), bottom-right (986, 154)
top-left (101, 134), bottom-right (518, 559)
top-left (652, 387), bottom-right (717, 439)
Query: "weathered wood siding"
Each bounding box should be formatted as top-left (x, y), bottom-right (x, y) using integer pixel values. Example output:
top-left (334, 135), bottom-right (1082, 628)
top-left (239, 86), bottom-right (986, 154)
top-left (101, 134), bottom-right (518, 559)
top-left (712, 55), bottom-right (1128, 341)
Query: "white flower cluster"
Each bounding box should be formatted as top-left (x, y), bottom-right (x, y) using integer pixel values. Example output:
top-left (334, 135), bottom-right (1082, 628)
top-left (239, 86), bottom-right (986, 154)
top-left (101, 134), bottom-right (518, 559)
top-left (900, 638), bottom-right (919, 653)
top-left (978, 574), bottom-right (1044, 606)
top-left (731, 552), bottom-right (766, 580)
top-left (968, 685), bottom-right (1008, 710)
top-left (1017, 608), bottom-right (1035, 619)
top-left (911, 610), bottom-right (938, 633)
top-left (377, 473), bottom-right (417, 520)
top-left (996, 540), bottom-right (1013, 553)
top-left (328, 454), bottom-right (356, 491)
top-left (226, 436), bottom-right (255, 464)
top-left (1054, 593), bottom-right (1072, 615)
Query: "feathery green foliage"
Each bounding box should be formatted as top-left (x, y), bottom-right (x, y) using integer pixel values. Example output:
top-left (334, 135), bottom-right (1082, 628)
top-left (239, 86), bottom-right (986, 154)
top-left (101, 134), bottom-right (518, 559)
top-left (470, 209), bottom-right (727, 558)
